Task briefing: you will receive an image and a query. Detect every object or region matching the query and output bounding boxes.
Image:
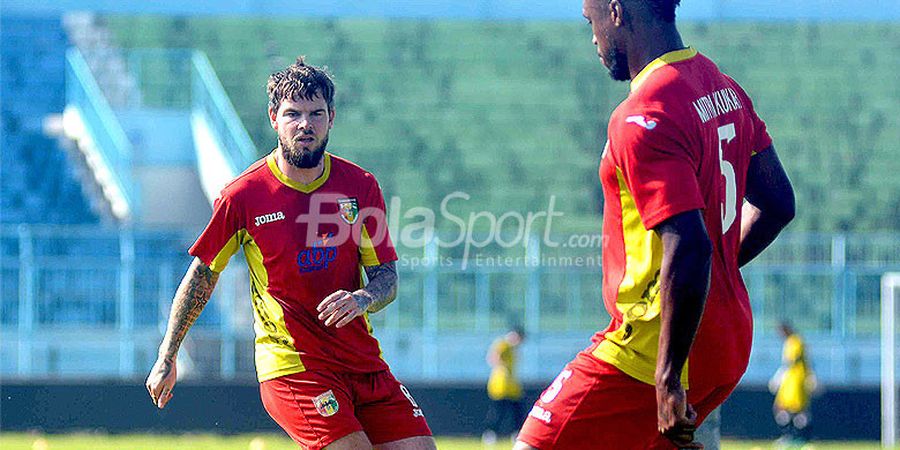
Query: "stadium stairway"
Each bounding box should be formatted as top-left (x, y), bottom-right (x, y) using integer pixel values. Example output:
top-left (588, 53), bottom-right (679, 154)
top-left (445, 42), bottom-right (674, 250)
top-left (52, 12), bottom-right (251, 228)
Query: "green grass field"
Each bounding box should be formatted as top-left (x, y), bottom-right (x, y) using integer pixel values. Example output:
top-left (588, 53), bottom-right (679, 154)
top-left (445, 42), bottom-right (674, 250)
top-left (0, 433), bottom-right (892, 450)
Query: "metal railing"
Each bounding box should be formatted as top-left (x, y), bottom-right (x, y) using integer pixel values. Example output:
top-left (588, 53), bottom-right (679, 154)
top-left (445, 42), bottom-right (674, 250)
top-left (0, 226), bottom-right (897, 385)
top-left (65, 48), bottom-right (136, 215)
top-left (191, 51), bottom-right (257, 173)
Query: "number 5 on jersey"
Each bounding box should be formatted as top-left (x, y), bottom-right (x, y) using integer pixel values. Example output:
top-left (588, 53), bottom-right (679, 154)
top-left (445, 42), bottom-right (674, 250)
top-left (540, 369), bottom-right (573, 403)
top-left (717, 123), bottom-right (737, 234)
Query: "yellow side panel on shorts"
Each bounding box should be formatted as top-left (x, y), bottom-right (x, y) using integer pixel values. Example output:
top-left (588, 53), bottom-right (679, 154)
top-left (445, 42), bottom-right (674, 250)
top-left (242, 233), bottom-right (305, 382)
top-left (593, 168), bottom-right (689, 387)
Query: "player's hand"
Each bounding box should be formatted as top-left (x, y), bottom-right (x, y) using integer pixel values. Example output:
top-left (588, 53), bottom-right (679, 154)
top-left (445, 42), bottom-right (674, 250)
top-left (317, 290), bottom-right (372, 328)
top-left (146, 356), bottom-right (177, 409)
top-left (656, 377), bottom-right (702, 449)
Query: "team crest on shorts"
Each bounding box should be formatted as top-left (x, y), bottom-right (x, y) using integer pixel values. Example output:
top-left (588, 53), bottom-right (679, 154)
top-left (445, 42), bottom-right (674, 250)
top-left (337, 198), bottom-right (359, 225)
top-left (313, 390), bottom-right (339, 417)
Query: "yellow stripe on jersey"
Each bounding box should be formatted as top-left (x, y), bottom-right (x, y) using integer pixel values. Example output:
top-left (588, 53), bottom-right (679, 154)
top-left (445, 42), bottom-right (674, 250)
top-left (266, 151), bottom-right (332, 194)
top-left (242, 233), bottom-right (305, 382)
top-left (359, 226), bottom-right (381, 267)
top-left (630, 47), bottom-right (698, 93)
top-left (208, 232), bottom-right (242, 273)
top-left (593, 168), bottom-right (690, 387)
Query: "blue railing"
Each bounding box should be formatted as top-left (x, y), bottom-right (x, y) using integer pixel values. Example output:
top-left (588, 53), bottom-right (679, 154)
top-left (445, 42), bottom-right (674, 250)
top-left (191, 51), bottom-right (256, 174)
top-left (0, 226), bottom-right (898, 384)
top-left (65, 48), bottom-right (136, 216)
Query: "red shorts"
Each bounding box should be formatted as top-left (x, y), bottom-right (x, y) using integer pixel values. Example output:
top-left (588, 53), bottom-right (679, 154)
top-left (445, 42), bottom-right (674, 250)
top-left (517, 350), bottom-right (737, 450)
top-left (260, 369), bottom-right (432, 450)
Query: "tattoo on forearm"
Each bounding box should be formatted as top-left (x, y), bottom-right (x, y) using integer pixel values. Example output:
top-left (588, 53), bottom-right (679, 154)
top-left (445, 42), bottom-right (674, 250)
top-left (159, 258), bottom-right (219, 360)
top-left (359, 261), bottom-right (398, 313)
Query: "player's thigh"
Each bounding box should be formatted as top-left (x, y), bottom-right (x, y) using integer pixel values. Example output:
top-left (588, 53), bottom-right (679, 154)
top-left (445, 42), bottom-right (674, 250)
top-left (324, 431), bottom-right (373, 450)
top-left (259, 371), bottom-right (363, 450)
top-left (373, 436), bottom-right (437, 450)
top-left (353, 370), bottom-right (433, 446)
top-left (517, 354), bottom-right (660, 450)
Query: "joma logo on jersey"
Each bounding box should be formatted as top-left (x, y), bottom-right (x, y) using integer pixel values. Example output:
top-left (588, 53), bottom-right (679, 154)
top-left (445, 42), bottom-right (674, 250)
top-left (297, 233), bottom-right (338, 273)
top-left (254, 211), bottom-right (285, 227)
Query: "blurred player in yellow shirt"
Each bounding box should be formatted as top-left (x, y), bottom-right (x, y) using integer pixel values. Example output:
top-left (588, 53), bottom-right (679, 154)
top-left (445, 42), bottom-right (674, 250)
top-left (483, 326), bottom-right (526, 445)
top-left (769, 321), bottom-right (817, 448)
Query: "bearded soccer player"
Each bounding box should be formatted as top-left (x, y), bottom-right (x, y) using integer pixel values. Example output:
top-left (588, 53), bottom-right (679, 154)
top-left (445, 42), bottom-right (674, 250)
top-left (515, 1), bottom-right (795, 449)
top-left (146, 57), bottom-right (435, 450)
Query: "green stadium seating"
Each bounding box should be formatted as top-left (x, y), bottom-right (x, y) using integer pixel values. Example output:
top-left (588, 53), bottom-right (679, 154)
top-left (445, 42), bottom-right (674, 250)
top-left (104, 18), bottom-right (900, 234)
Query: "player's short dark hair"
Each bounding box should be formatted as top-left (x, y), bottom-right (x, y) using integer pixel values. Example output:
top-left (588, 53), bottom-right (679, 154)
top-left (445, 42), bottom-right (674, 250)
top-left (620, 0), bottom-right (680, 23)
top-left (647, 0), bottom-right (680, 22)
top-left (267, 56), bottom-right (335, 113)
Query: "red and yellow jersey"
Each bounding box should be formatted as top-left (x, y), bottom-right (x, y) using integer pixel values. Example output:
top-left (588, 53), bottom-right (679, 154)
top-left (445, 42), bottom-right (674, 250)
top-left (591, 48), bottom-right (772, 388)
top-left (189, 151), bottom-right (397, 382)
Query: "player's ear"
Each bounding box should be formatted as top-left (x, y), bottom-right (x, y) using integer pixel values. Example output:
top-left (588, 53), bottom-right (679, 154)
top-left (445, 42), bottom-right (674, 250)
top-left (269, 104), bottom-right (278, 130)
top-left (328, 107), bottom-right (335, 129)
top-left (609, 0), bottom-right (624, 27)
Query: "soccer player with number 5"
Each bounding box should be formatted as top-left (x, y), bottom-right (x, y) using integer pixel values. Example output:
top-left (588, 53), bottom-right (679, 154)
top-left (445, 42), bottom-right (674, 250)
top-left (516, 0), bottom-right (795, 449)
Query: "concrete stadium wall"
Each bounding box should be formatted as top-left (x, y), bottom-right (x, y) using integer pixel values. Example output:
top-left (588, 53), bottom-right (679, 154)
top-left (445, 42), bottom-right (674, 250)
top-left (0, 381), bottom-right (883, 440)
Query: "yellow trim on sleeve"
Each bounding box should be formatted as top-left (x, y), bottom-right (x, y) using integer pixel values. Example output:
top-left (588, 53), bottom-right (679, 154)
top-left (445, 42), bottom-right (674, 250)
top-left (630, 47), bottom-right (698, 93)
top-left (359, 226), bottom-right (381, 267)
top-left (208, 231), bottom-right (243, 273)
top-left (266, 151), bottom-right (331, 194)
top-left (242, 233), bottom-right (305, 382)
top-left (593, 168), bottom-right (689, 387)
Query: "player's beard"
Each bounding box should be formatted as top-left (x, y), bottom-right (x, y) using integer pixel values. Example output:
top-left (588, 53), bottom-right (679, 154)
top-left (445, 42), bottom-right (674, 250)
top-left (280, 132), bottom-right (328, 169)
top-left (604, 47), bottom-right (630, 82)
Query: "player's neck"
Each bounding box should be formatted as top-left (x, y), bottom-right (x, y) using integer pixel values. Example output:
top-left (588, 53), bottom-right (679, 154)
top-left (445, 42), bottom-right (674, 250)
top-left (628, 25), bottom-right (685, 80)
top-left (276, 147), bottom-right (325, 185)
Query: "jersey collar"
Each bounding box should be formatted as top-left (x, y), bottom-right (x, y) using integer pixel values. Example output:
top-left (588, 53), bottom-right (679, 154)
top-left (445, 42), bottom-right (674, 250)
top-left (630, 47), bottom-right (698, 93)
top-left (266, 150), bottom-right (332, 193)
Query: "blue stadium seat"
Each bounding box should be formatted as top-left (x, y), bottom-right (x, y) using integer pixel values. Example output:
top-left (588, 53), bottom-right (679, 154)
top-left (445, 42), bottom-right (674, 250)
top-left (0, 14), bottom-right (98, 225)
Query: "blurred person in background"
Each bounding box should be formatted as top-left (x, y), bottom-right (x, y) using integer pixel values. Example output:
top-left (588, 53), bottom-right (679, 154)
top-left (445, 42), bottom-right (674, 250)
top-left (769, 321), bottom-right (816, 449)
top-left (146, 56), bottom-right (435, 450)
top-left (515, 0), bottom-right (795, 448)
top-left (482, 325), bottom-right (527, 445)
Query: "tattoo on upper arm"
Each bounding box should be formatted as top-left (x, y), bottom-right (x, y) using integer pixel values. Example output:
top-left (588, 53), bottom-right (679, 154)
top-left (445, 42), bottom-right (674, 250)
top-left (361, 261), bottom-right (398, 313)
top-left (159, 258), bottom-right (219, 360)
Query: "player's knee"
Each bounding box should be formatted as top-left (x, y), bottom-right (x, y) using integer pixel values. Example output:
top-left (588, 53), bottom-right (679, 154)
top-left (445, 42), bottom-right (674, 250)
top-left (374, 436), bottom-right (436, 450)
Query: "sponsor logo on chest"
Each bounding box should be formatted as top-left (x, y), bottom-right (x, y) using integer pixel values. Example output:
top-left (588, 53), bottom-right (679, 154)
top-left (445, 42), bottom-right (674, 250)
top-left (297, 233), bottom-right (338, 273)
top-left (254, 211), bottom-right (285, 227)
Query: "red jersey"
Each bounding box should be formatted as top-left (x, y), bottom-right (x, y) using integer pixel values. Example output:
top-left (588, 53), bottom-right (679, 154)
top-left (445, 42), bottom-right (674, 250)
top-left (190, 151), bottom-right (396, 381)
top-left (591, 48), bottom-right (772, 389)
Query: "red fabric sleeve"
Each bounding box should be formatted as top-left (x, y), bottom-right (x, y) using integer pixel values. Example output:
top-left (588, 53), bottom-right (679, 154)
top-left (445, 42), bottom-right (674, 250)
top-left (358, 175), bottom-right (397, 266)
top-left (613, 112), bottom-right (705, 230)
top-left (749, 105), bottom-right (773, 155)
top-left (731, 81), bottom-right (773, 155)
top-left (188, 193), bottom-right (243, 272)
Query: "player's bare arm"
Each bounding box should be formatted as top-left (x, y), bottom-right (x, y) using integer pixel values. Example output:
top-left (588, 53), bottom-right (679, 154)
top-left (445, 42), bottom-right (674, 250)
top-left (738, 145), bottom-right (795, 267)
top-left (146, 257), bottom-right (218, 409)
top-left (654, 210), bottom-right (713, 449)
top-left (317, 261), bottom-right (398, 328)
